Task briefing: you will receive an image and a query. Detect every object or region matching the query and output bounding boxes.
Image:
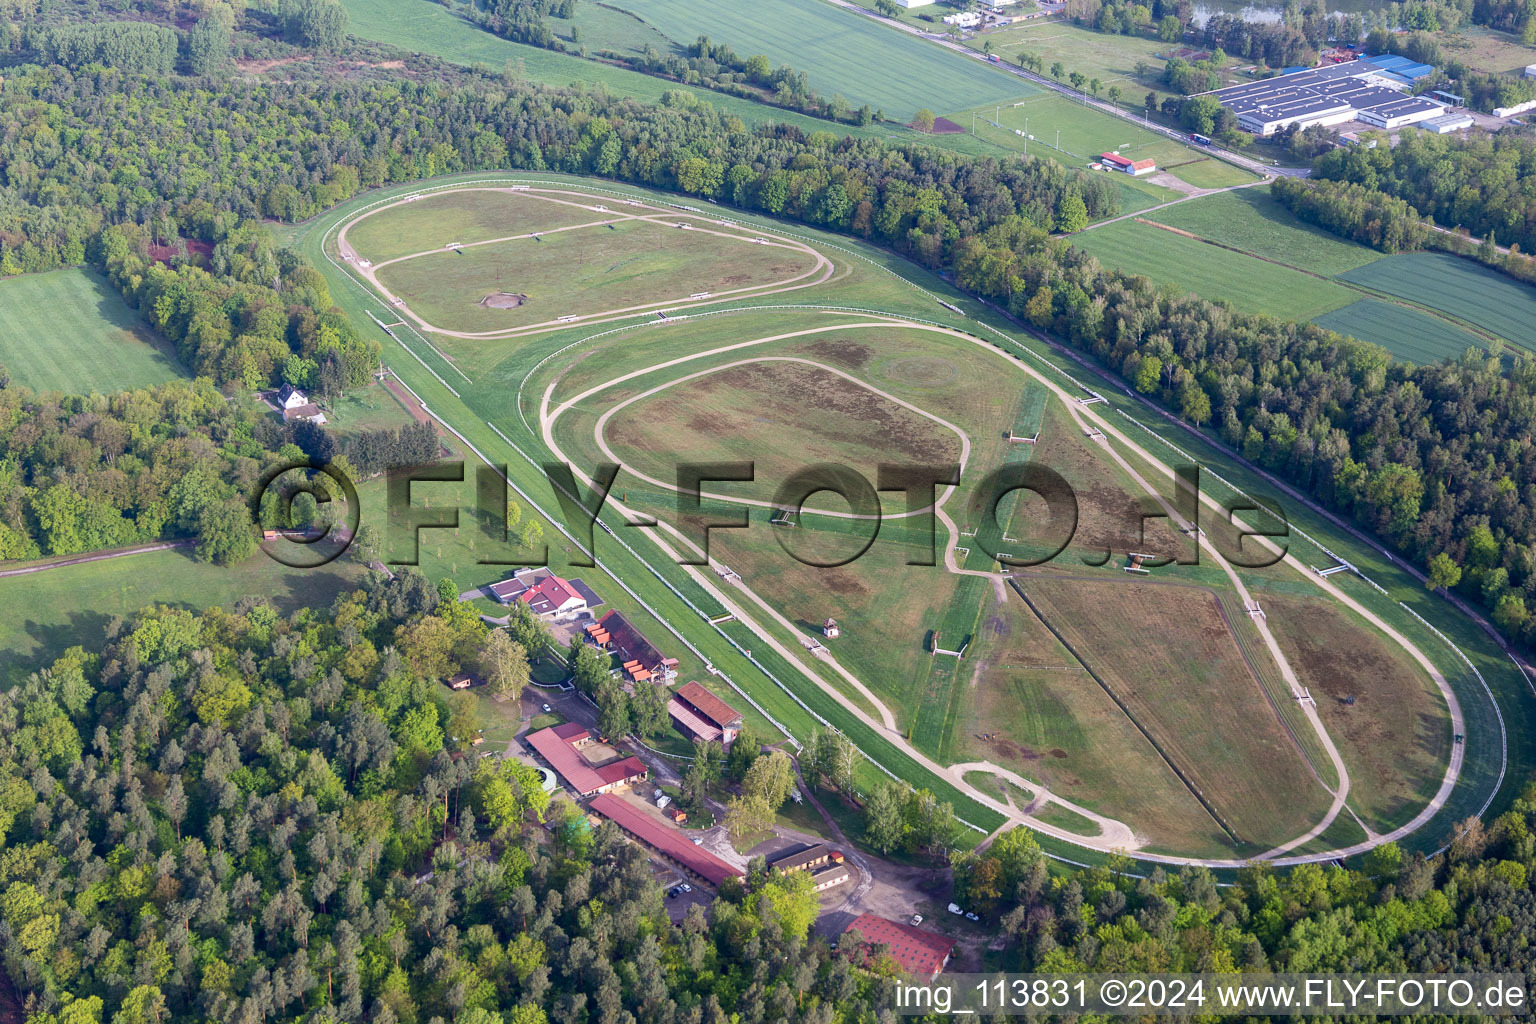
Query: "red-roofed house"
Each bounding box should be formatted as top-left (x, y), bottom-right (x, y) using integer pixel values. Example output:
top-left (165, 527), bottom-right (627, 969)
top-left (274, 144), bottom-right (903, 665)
top-left (589, 793), bottom-right (744, 886)
top-left (524, 725), bottom-right (646, 796)
top-left (489, 569), bottom-right (589, 621)
top-left (843, 914), bottom-right (956, 978)
top-left (668, 681), bottom-right (744, 747)
top-left (1099, 152), bottom-right (1157, 176)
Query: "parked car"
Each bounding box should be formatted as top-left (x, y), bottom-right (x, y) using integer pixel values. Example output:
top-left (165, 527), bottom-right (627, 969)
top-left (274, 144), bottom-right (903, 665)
top-left (910, 914), bottom-right (923, 926)
top-left (965, 911), bottom-right (981, 922)
top-left (679, 883), bottom-right (693, 893)
top-left (692, 837), bottom-right (704, 845)
top-left (667, 887), bottom-right (680, 898)
top-left (541, 703), bottom-right (551, 713)
top-left (947, 903), bottom-right (963, 915)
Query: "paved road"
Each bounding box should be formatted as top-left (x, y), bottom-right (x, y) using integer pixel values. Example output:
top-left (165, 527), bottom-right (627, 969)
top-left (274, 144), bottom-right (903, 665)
top-left (0, 539), bottom-right (195, 578)
top-left (822, 0), bottom-right (1308, 180)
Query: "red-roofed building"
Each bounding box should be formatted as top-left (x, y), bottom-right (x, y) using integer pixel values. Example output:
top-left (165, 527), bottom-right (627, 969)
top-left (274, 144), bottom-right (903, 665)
top-left (593, 611), bottom-right (677, 684)
top-left (668, 681), bottom-right (744, 747)
top-left (525, 726), bottom-right (646, 796)
top-left (489, 569), bottom-right (589, 621)
top-left (843, 914), bottom-right (956, 978)
top-left (589, 793), bottom-right (744, 886)
top-left (1099, 152), bottom-right (1157, 176)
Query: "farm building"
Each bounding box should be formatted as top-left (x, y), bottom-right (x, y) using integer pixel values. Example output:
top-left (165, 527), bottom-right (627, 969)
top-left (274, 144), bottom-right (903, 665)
top-left (1423, 113), bottom-right (1474, 134)
top-left (1099, 152), bottom-right (1157, 176)
top-left (590, 611), bottom-right (678, 684)
top-left (445, 672), bottom-right (480, 690)
top-left (588, 793), bottom-right (743, 886)
top-left (842, 914), bottom-right (956, 978)
top-left (524, 723), bottom-right (648, 797)
top-left (810, 864), bottom-right (852, 891)
top-left (1209, 57), bottom-right (1444, 135)
top-left (942, 10), bottom-right (980, 26)
top-left (768, 843), bottom-right (844, 876)
top-left (668, 680), bottom-right (744, 747)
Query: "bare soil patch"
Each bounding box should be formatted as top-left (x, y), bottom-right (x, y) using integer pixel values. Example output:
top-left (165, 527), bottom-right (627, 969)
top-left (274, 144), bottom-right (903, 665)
top-left (479, 291), bottom-right (528, 309)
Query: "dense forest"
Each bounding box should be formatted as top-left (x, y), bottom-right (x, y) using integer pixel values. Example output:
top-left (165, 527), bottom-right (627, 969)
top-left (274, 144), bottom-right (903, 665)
top-left (1313, 131), bottom-right (1536, 255)
top-left (5, 594), bottom-right (1536, 1024)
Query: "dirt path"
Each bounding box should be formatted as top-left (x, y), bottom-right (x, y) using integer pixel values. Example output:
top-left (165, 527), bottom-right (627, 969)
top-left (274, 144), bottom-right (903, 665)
top-left (0, 539), bottom-right (194, 578)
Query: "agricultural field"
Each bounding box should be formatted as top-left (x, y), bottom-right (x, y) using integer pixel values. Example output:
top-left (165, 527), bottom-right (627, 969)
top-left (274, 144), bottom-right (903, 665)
top-left (1339, 253), bottom-right (1536, 353)
top-left (1314, 299), bottom-right (1490, 365)
top-left (0, 268), bottom-right (185, 394)
top-left (610, 0), bottom-right (1030, 118)
top-left (1150, 188), bottom-right (1386, 276)
top-left (344, 188), bottom-right (612, 264)
top-left (0, 548), bottom-right (365, 686)
top-left (1071, 219), bottom-right (1357, 321)
top-left (368, 214), bottom-right (824, 336)
top-left (565, 2), bottom-right (674, 57)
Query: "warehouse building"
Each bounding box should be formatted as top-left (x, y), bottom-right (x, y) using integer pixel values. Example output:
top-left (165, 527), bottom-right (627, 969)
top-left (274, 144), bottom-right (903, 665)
top-left (1423, 112), bottom-right (1475, 134)
top-left (1208, 57), bottom-right (1445, 135)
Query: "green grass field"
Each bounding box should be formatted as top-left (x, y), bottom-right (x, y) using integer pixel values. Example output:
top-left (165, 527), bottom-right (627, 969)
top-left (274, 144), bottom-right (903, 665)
top-left (1150, 188), bottom-right (1385, 276)
top-left (951, 92), bottom-right (1256, 190)
top-left (0, 548), bottom-right (366, 686)
top-left (0, 268), bottom-right (186, 394)
top-left (963, 19), bottom-right (1233, 104)
top-left (323, 379), bottom-right (423, 436)
top-left (374, 216), bottom-right (820, 335)
top-left (345, 189), bottom-right (613, 263)
top-left (1314, 299), bottom-right (1488, 365)
top-left (610, 0), bottom-right (1030, 118)
top-left (1339, 253), bottom-right (1536, 353)
top-left (566, 2), bottom-right (675, 58)
top-left (1072, 220), bottom-right (1356, 321)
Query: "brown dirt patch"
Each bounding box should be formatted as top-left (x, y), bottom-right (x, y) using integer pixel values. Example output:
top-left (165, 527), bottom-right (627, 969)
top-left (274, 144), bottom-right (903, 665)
top-left (805, 338), bottom-right (874, 369)
top-left (479, 292), bottom-right (528, 309)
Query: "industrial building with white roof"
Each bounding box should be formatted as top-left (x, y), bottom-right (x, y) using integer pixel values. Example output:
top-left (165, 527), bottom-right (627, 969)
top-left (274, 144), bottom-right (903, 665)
top-left (1208, 55), bottom-right (1446, 136)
